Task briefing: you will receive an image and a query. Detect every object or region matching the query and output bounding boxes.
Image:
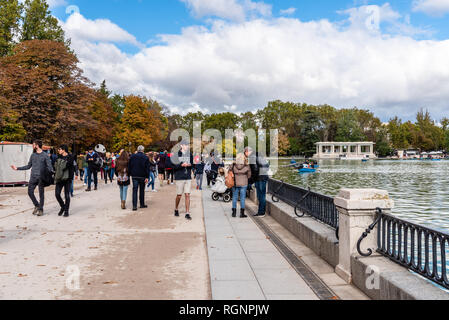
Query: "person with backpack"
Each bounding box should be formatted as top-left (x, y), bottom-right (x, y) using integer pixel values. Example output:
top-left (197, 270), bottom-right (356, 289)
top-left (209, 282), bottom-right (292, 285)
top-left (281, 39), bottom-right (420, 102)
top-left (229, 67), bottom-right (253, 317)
top-left (115, 150), bottom-right (131, 209)
top-left (245, 147), bottom-right (270, 217)
top-left (194, 157), bottom-right (205, 190)
top-left (10, 140), bottom-right (53, 216)
top-left (86, 147), bottom-right (101, 191)
top-left (229, 153), bottom-right (251, 218)
top-left (156, 151), bottom-right (166, 187)
top-left (54, 145), bottom-right (75, 217)
top-left (165, 152), bottom-right (174, 185)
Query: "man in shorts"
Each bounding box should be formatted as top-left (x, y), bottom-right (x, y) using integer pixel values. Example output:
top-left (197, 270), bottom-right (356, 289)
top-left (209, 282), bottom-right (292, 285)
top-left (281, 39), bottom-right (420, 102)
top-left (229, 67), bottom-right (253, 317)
top-left (172, 140), bottom-right (194, 220)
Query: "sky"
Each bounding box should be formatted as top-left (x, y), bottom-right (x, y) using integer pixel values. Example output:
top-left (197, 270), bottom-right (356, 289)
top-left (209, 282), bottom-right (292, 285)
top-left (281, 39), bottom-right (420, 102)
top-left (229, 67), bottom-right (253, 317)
top-left (45, 0), bottom-right (449, 121)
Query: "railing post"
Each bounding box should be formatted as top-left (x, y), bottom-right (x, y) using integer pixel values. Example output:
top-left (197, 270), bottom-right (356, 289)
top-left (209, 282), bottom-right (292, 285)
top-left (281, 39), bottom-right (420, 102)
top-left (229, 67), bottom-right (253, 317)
top-left (334, 188), bottom-right (394, 283)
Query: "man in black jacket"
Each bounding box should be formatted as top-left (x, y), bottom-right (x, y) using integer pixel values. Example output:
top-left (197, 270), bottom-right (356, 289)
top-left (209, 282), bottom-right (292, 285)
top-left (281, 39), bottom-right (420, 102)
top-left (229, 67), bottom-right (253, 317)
top-left (86, 147), bottom-right (100, 191)
top-left (245, 147), bottom-right (270, 217)
top-left (172, 140), bottom-right (194, 220)
top-left (128, 145), bottom-right (150, 211)
top-left (55, 144), bottom-right (75, 217)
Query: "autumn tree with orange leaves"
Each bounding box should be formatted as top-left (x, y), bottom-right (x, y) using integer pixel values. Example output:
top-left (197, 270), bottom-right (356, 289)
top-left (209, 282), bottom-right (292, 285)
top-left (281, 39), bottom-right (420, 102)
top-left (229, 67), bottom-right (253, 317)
top-left (0, 40), bottom-right (95, 146)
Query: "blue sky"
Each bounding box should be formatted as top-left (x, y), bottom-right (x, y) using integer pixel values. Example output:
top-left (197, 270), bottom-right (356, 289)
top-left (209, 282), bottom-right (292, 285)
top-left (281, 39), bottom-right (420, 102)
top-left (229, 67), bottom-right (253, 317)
top-left (51, 0), bottom-right (449, 51)
top-left (48, 0), bottom-right (449, 121)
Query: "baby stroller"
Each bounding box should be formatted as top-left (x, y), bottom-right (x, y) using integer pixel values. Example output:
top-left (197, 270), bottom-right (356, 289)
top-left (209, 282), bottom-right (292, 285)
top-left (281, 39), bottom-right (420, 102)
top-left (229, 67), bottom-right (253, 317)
top-left (211, 175), bottom-right (232, 202)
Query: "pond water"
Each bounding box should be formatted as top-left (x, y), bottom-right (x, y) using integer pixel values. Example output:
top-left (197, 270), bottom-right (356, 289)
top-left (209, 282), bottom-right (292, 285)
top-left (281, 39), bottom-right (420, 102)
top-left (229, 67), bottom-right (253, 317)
top-left (272, 159), bottom-right (449, 233)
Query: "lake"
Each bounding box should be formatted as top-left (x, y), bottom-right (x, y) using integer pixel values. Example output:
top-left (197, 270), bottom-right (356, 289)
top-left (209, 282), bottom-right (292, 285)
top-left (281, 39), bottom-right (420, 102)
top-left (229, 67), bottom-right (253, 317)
top-left (272, 159), bottom-right (449, 233)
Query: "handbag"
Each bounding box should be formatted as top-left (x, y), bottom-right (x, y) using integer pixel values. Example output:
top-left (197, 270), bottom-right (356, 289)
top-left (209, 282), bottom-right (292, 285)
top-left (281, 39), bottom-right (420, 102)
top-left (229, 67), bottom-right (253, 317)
top-left (225, 169), bottom-right (235, 189)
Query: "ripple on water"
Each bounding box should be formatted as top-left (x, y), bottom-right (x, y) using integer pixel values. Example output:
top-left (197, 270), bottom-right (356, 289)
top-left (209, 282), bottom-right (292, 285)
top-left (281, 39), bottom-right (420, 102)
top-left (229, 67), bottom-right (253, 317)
top-left (273, 159), bottom-right (449, 233)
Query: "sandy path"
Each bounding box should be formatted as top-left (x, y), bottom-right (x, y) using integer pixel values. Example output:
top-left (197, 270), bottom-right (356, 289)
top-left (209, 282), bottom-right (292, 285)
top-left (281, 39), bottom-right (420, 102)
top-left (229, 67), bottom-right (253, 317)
top-left (0, 179), bottom-right (210, 300)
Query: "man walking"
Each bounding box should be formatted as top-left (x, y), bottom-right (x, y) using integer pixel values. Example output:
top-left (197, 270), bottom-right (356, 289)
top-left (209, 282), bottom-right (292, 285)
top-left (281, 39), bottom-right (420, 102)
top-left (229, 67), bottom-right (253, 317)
top-left (54, 145), bottom-right (75, 217)
top-left (172, 140), bottom-right (194, 220)
top-left (128, 145), bottom-right (150, 211)
top-left (86, 147), bottom-right (100, 191)
top-left (11, 140), bottom-right (53, 216)
top-left (245, 147), bottom-right (270, 217)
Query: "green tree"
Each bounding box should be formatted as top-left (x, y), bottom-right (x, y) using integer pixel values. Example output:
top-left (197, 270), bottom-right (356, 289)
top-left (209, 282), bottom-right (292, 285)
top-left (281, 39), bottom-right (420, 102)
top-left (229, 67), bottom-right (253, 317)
top-left (0, 0), bottom-right (22, 56)
top-left (115, 95), bottom-right (164, 151)
top-left (21, 0), bottom-right (66, 44)
top-left (298, 109), bottom-right (322, 157)
top-left (335, 109), bottom-right (366, 142)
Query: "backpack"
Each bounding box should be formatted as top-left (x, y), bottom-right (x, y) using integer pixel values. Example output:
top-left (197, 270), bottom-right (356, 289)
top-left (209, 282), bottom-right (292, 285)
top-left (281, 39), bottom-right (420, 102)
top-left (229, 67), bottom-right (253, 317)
top-left (54, 158), bottom-right (69, 183)
top-left (95, 156), bottom-right (103, 169)
top-left (40, 159), bottom-right (54, 187)
top-left (225, 167), bottom-right (235, 189)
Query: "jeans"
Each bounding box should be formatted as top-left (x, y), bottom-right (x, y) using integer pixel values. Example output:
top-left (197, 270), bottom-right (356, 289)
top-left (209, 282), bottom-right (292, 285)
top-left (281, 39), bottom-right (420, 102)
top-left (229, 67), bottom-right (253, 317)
top-left (104, 168), bottom-right (112, 183)
top-left (132, 177), bottom-right (146, 209)
top-left (196, 174), bottom-right (203, 190)
top-left (87, 167), bottom-right (98, 188)
top-left (147, 171), bottom-right (155, 190)
top-left (83, 167), bottom-right (88, 184)
top-left (232, 185), bottom-right (248, 209)
top-left (55, 179), bottom-right (72, 212)
top-left (119, 185), bottom-right (129, 201)
top-left (28, 176), bottom-right (45, 210)
top-left (255, 180), bottom-right (267, 214)
top-left (70, 180), bottom-right (74, 196)
top-left (110, 168), bottom-right (115, 181)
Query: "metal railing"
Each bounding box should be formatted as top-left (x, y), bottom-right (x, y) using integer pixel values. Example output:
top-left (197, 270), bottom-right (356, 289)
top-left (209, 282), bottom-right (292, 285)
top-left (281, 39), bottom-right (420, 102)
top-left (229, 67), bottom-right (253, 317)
top-left (358, 208), bottom-right (449, 290)
top-left (268, 179), bottom-right (339, 239)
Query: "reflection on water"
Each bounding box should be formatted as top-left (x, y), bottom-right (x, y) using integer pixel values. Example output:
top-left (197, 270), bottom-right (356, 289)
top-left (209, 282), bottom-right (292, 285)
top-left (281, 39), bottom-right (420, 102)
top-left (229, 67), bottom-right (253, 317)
top-left (272, 159), bottom-right (449, 233)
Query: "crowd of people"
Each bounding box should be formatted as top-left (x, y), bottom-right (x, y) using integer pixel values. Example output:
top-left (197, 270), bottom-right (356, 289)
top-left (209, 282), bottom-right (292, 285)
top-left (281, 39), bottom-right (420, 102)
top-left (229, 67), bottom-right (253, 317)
top-left (10, 140), bottom-right (270, 221)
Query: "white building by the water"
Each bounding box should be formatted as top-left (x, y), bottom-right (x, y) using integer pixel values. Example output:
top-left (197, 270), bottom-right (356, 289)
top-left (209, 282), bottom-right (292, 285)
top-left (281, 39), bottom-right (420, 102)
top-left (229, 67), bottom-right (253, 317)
top-left (313, 142), bottom-right (376, 160)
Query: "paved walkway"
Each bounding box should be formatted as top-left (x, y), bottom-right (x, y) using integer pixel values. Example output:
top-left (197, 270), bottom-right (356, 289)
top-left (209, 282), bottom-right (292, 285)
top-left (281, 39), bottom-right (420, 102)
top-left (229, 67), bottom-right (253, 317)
top-left (0, 179), bottom-right (210, 300)
top-left (202, 187), bottom-right (319, 300)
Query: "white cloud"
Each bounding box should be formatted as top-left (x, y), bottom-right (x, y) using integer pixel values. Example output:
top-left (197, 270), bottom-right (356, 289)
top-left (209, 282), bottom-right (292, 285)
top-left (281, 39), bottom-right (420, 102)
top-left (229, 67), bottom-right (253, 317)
top-left (47, 0), bottom-right (67, 8)
top-left (61, 13), bottom-right (141, 47)
top-left (413, 0), bottom-right (449, 16)
top-left (181, 0), bottom-right (271, 22)
top-left (280, 7), bottom-right (297, 16)
top-left (339, 3), bottom-right (432, 36)
top-left (63, 12), bottom-right (449, 121)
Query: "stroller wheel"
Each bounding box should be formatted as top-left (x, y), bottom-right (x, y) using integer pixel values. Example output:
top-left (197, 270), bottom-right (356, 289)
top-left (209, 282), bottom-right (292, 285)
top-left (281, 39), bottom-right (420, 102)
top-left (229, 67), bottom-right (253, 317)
top-left (212, 192), bottom-right (220, 201)
top-left (223, 193), bottom-right (232, 203)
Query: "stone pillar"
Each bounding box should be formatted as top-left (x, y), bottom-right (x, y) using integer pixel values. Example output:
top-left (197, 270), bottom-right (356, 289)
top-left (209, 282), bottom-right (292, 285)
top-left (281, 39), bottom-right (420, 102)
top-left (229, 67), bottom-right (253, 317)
top-left (334, 189), bottom-right (394, 284)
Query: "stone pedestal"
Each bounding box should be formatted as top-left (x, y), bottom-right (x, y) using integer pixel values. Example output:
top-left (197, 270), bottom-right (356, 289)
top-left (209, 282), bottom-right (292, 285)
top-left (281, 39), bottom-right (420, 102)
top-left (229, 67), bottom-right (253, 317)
top-left (334, 189), bottom-right (394, 284)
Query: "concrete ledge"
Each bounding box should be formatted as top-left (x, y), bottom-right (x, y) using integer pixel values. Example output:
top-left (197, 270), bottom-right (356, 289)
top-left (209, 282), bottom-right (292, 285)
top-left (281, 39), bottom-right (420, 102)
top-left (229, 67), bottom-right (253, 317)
top-left (262, 193), bottom-right (339, 268)
top-left (351, 255), bottom-right (449, 300)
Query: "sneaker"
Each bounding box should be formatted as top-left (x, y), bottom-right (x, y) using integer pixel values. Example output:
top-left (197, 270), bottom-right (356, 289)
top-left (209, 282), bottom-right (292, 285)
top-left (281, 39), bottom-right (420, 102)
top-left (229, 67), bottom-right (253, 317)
top-left (32, 207), bottom-right (39, 215)
top-left (253, 213), bottom-right (266, 217)
top-left (85, 188), bottom-right (91, 192)
top-left (36, 209), bottom-right (44, 216)
top-left (174, 210), bottom-right (180, 217)
top-left (140, 205), bottom-right (148, 209)
top-left (185, 213), bottom-right (192, 220)
top-left (152, 190), bottom-right (158, 193)
top-left (83, 183), bottom-right (87, 186)
top-left (132, 208), bottom-right (138, 211)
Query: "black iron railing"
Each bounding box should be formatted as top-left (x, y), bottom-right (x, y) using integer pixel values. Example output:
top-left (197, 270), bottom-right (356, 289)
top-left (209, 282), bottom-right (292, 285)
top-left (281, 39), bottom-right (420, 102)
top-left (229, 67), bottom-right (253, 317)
top-left (268, 179), bottom-right (339, 238)
top-left (358, 208), bottom-right (449, 290)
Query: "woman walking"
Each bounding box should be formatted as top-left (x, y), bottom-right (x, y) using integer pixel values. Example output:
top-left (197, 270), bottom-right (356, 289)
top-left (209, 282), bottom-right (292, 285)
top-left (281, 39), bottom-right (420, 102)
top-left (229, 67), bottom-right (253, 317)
top-left (103, 152), bottom-right (113, 184)
top-left (147, 152), bottom-right (158, 192)
top-left (156, 151), bottom-right (166, 187)
top-left (115, 151), bottom-right (131, 209)
top-left (195, 157), bottom-right (205, 190)
top-left (230, 153), bottom-right (251, 218)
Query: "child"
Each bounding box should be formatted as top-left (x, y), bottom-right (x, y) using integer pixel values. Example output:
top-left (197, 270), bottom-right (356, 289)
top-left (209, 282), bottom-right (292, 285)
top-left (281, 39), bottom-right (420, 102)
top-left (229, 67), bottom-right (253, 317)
top-left (211, 167), bottom-right (228, 194)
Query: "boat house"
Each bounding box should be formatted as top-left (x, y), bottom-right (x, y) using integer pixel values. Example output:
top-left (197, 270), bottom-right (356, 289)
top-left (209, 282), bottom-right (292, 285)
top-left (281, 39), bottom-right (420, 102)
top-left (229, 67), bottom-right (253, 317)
top-left (313, 142), bottom-right (376, 160)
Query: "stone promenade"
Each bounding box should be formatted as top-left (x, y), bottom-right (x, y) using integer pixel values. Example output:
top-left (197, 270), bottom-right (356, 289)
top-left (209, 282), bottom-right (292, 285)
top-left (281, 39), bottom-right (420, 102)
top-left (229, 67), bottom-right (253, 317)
top-left (0, 177), bottom-right (367, 300)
